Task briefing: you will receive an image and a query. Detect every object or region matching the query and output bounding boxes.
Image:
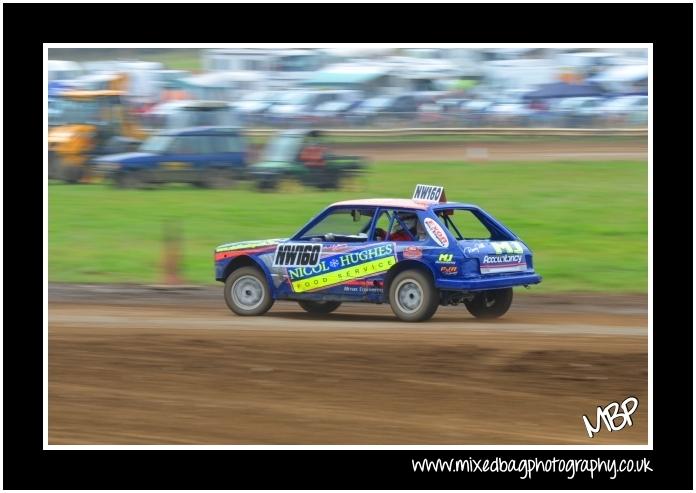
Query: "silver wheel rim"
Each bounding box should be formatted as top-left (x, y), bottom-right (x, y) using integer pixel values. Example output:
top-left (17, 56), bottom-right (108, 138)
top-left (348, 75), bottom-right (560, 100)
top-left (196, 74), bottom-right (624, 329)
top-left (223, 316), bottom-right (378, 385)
top-left (231, 275), bottom-right (265, 310)
top-left (483, 292), bottom-right (496, 308)
top-left (395, 278), bottom-right (424, 314)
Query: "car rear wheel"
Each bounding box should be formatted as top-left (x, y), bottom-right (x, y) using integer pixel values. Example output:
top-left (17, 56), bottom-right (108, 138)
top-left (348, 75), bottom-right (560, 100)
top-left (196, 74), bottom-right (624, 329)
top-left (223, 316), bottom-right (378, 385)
top-left (297, 300), bottom-right (342, 314)
top-left (113, 170), bottom-right (145, 189)
top-left (464, 288), bottom-right (513, 319)
top-left (58, 162), bottom-right (87, 184)
top-left (224, 266), bottom-right (274, 316)
top-left (388, 270), bottom-right (439, 322)
top-left (199, 169), bottom-right (236, 189)
top-left (256, 177), bottom-right (279, 191)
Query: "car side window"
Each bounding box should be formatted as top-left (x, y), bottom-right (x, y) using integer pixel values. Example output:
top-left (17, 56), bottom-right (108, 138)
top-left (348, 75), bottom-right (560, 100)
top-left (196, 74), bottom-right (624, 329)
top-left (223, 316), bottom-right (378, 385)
top-left (223, 135), bottom-right (241, 153)
top-left (373, 211), bottom-right (392, 241)
top-left (171, 136), bottom-right (197, 154)
top-left (374, 210), bottom-right (427, 242)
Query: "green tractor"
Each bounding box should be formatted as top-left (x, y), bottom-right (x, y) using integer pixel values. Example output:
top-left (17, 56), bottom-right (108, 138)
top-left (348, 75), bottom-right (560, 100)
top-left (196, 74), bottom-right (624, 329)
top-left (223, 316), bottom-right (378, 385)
top-left (249, 130), bottom-right (366, 191)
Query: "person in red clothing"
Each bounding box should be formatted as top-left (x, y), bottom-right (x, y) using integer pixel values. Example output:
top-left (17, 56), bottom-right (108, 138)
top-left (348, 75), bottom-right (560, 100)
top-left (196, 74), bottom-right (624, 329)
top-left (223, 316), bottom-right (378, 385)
top-left (299, 143), bottom-right (327, 168)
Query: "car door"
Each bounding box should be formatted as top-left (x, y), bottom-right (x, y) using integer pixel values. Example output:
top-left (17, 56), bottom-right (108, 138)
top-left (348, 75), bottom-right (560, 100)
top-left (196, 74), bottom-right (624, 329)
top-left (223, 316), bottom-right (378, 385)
top-left (207, 134), bottom-right (246, 174)
top-left (158, 136), bottom-right (199, 182)
top-left (274, 207), bottom-right (394, 301)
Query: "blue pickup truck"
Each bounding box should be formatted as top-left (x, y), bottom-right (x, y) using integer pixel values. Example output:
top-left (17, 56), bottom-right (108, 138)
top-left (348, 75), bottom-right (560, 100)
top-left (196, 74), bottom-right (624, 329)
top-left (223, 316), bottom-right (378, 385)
top-left (93, 127), bottom-right (247, 188)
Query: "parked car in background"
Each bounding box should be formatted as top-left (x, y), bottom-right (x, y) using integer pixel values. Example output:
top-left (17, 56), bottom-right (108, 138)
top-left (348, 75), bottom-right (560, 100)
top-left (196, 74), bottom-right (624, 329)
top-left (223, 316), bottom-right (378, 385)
top-left (592, 95), bottom-right (648, 125)
top-left (143, 100), bottom-right (240, 130)
top-left (92, 127), bottom-right (247, 188)
top-left (308, 99), bottom-right (364, 126)
top-left (266, 90), bottom-right (361, 125)
top-left (347, 94), bottom-right (419, 125)
top-left (249, 129), bottom-right (366, 190)
top-left (47, 60), bottom-right (83, 82)
top-left (550, 96), bottom-right (606, 126)
top-left (230, 91), bottom-right (283, 122)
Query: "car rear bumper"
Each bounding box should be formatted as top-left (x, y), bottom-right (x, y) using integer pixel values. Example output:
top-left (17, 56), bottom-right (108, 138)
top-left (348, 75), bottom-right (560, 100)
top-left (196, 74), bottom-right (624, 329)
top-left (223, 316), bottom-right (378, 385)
top-left (435, 273), bottom-right (542, 291)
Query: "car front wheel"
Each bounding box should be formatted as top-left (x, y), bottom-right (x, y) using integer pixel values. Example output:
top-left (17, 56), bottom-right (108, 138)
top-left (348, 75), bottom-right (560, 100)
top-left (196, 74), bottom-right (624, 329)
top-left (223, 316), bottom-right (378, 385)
top-left (388, 270), bottom-right (439, 322)
top-left (224, 266), bottom-right (274, 316)
top-left (464, 288), bottom-right (513, 319)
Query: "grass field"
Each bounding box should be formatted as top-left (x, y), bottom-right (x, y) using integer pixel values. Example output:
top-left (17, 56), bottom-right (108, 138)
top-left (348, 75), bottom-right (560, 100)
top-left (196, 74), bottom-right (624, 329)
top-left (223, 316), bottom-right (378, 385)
top-left (48, 160), bottom-right (647, 292)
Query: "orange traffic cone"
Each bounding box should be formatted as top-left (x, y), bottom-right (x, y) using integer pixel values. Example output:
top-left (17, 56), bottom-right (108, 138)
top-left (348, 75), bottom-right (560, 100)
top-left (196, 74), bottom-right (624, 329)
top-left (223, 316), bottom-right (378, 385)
top-left (162, 221), bottom-right (184, 285)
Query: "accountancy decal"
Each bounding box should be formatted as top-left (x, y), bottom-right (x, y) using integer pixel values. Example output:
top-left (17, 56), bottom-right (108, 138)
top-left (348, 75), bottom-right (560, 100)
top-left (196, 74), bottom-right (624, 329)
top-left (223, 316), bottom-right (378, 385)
top-left (288, 243), bottom-right (397, 293)
top-left (423, 218), bottom-right (449, 247)
top-left (480, 253), bottom-right (527, 274)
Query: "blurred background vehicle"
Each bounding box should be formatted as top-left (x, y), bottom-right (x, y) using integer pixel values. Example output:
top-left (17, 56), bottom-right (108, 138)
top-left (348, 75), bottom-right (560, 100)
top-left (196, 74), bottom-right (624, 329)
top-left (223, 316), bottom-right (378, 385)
top-left (249, 129), bottom-right (366, 190)
top-left (48, 76), bottom-right (147, 183)
top-left (47, 59), bottom-right (83, 83)
top-left (93, 126), bottom-right (247, 189)
top-left (142, 100), bottom-right (240, 130)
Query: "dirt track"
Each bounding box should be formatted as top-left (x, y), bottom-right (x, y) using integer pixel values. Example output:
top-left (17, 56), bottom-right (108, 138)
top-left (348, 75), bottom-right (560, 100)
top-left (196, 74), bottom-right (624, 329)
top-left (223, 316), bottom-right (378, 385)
top-left (48, 285), bottom-right (648, 445)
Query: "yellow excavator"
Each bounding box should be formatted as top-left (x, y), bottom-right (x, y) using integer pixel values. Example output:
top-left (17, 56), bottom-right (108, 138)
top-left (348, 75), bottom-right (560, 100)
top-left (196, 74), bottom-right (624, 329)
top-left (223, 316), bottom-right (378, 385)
top-left (48, 74), bottom-right (147, 183)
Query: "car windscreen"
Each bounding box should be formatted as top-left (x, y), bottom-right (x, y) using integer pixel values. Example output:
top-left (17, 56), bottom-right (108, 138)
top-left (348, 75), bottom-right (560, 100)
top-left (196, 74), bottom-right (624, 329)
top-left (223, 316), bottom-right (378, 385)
top-left (140, 135), bottom-right (173, 153)
top-left (279, 92), bottom-right (312, 105)
top-left (299, 209), bottom-right (375, 241)
top-left (262, 135), bottom-right (304, 162)
top-left (54, 98), bottom-right (101, 124)
top-left (362, 97), bottom-right (390, 109)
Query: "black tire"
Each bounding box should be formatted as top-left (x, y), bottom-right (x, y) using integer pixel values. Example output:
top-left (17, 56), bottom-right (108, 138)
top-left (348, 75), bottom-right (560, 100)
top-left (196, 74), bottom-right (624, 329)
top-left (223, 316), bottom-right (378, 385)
top-left (298, 300), bottom-right (342, 314)
top-left (199, 168), bottom-right (237, 189)
top-left (464, 288), bottom-right (513, 319)
top-left (48, 152), bottom-right (59, 180)
top-left (113, 170), bottom-right (144, 189)
top-left (388, 270), bottom-right (439, 322)
top-left (61, 165), bottom-right (86, 184)
top-left (256, 178), bottom-right (278, 191)
top-left (224, 266), bottom-right (274, 316)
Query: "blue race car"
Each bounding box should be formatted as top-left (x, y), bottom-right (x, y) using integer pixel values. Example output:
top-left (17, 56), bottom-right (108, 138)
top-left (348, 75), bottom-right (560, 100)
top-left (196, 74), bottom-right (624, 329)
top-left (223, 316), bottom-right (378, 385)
top-left (93, 126), bottom-right (247, 188)
top-left (214, 185), bottom-right (542, 322)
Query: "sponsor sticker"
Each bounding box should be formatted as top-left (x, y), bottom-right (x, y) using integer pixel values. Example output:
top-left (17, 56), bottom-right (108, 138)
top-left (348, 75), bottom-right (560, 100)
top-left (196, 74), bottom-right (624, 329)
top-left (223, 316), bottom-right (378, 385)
top-left (436, 253), bottom-right (454, 263)
top-left (273, 243), bottom-right (323, 268)
top-left (288, 244), bottom-right (397, 293)
top-left (423, 218), bottom-right (449, 247)
top-left (216, 239), bottom-right (285, 253)
top-left (440, 266), bottom-right (458, 275)
top-left (403, 246), bottom-right (423, 259)
top-left (412, 184), bottom-right (446, 203)
top-left (480, 254), bottom-right (527, 274)
top-left (490, 241), bottom-right (524, 255)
